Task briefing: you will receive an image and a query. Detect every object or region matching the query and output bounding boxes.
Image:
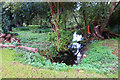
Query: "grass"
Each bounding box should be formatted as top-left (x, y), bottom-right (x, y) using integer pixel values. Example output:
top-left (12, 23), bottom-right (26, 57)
top-left (12, 31), bottom-right (52, 55)
top-left (1, 37), bottom-right (118, 78)
top-left (1, 30), bottom-right (119, 78)
top-left (15, 31), bottom-right (51, 55)
top-left (1, 48), bottom-right (107, 78)
top-left (27, 25), bottom-right (41, 29)
top-left (16, 31), bottom-right (48, 43)
top-left (89, 38), bottom-right (119, 49)
top-left (0, 48), bottom-right (2, 79)
top-left (82, 38), bottom-right (119, 77)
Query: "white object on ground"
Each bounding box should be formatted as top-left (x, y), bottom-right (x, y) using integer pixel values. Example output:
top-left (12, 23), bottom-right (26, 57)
top-left (70, 31), bottom-right (84, 64)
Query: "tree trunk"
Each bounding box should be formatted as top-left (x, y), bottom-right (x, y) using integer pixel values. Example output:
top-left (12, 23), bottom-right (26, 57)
top-left (64, 14), bottom-right (67, 31)
top-left (20, 18), bottom-right (23, 26)
top-left (48, 16), bottom-right (53, 30)
top-left (49, 2), bottom-right (60, 46)
top-left (73, 13), bottom-right (84, 35)
top-left (83, 10), bottom-right (87, 39)
top-left (100, 1), bottom-right (120, 32)
top-left (56, 2), bottom-right (60, 46)
top-left (2, 9), bottom-right (8, 33)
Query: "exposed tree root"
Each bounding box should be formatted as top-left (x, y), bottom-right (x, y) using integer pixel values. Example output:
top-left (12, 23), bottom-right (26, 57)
top-left (88, 25), bottom-right (120, 40)
top-left (102, 29), bottom-right (120, 39)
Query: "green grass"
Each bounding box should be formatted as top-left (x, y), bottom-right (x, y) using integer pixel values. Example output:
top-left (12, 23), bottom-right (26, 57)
top-left (13, 31), bottom-right (52, 55)
top-left (1, 31), bottom-right (119, 78)
top-left (89, 38), bottom-right (119, 49)
top-left (15, 31), bottom-right (49, 45)
top-left (27, 25), bottom-right (41, 29)
top-left (0, 48), bottom-right (2, 79)
top-left (1, 38), bottom-right (118, 78)
top-left (82, 38), bottom-right (119, 77)
top-left (31, 28), bottom-right (51, 33)
top-left (1, 48), bottom-right (107, 78)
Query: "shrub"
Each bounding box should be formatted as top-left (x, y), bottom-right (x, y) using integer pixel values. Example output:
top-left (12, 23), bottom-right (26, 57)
top-left (13, 44), bottom-right (118, 76)
top-left (14, 49), bottom-right (70, 71)
top-left (47, 30), bottom-right (73, 52)
top-left (47, 32), bottom-right (57, 41)
top-left (58, 30), bottom-right (73, 51)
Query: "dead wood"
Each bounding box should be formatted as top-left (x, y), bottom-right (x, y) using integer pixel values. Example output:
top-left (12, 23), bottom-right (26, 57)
top-left (4, 40), bottom-right (11, 43)
top-left (0, 38), bottom-right (5, 43)
top-left (0, 44), bottom-right (38, 53)
top-left (6, 34), bottom-right (12, 40)
top-left (94, 25), bottom-right (104, 39)
top-left (0, 33), bottom-right (6, 38)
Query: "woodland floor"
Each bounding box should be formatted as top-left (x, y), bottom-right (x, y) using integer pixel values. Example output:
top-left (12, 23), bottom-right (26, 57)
top-left (0, 31), bottom-right (119, 78)
top-left (0, 49), bottom-right (107, 78)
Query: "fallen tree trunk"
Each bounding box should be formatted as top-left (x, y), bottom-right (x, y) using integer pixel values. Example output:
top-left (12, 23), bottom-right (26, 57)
top-left (0, 44), bottom-right (38, 53)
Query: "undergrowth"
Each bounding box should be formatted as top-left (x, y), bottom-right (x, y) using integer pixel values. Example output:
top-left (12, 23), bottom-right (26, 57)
top-left (14, 48), bottom-right (72, 71)
top-left (1, 48), bottom-right (107, 78)
top-left (12, 41), bottom-right (118, 78)
top-left (81, 46), bottom-right (118, 76)
top-left (15, 31), bottom-right (48, 44)
top-left (3, 30), bottom-right (118, 77)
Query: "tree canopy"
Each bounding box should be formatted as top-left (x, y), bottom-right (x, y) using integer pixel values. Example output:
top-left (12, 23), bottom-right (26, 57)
top-left (1, 1), bottom-right (120, 45)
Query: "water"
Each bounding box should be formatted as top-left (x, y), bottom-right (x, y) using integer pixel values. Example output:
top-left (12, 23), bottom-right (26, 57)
top-left (68, 31), bottom-right (84, 64)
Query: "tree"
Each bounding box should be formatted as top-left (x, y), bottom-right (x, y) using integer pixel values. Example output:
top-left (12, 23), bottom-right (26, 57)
top-left (100, 1), bottom-right (120, 32)
top-left (48, 2), bottom-right (77, 49)
top-left (2, 2), bottom-right (50, 27)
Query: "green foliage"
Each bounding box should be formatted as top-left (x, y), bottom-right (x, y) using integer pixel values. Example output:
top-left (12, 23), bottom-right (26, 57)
top-left (13, 31), bottom-right (49, 56)
top-left (15, 31), bottom-right (47, 43)
top-left (76, 2), bottom-right (111, 27)
top-left (108, 4), bottom-right (120, 28)
top-left (47, 30), bottom-right (73, 52)
top-left (1, 48), bottom-right (108, 78)
top-left (4, 41), bottom-right (19, 46)
top-left (31, 28), bottom-right (51, 33)
top-left (14, 49), bottom-right (70, 71)
top-left (44, 29), bottom-right (74, 59)
top-left (108, 25), bottom-right (120, 34)
top-left (27, 25), bottom-right (41, 29)
top-left (13, 44), bottom-right (118, 76)
top-left (81, 45), bottom-right (118, 75)
top-left (2, 12), bottom-right (9, 33)
top-left (47, 42), bottom-right (58, 58)
top-left (11, 41), bottom-right (19, 46)
top-left (3, 30), bottom-right (118, 77)
top-left (58, 30), bottom-right (73, 51)
top-left (76, 29), bottom-right (85, 35)
top-left (7, 32), bottom-right (19, 36)
top-left (47, 32), bottom-right (57, 41)
top-left (2, 2), bottom-right (50, 28)
top-left (19, 27), bottom-right (30, 31)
